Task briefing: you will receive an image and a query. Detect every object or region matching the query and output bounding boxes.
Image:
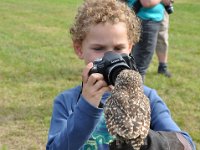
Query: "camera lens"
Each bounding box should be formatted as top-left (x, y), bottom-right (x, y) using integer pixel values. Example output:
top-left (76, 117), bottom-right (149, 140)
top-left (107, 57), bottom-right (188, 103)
top-left (107, 63), bottom-right (130, 85)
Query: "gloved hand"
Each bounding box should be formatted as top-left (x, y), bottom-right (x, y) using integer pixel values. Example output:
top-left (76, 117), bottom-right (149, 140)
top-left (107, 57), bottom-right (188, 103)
top-left (109, 129), bottom-right (193, 150)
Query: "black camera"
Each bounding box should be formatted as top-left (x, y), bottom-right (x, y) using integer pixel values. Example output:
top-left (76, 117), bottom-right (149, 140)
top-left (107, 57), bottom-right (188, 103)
top-left (88, 51), bottom-right (137, 86)
top-left (164, 2), bottom-right (174, 14)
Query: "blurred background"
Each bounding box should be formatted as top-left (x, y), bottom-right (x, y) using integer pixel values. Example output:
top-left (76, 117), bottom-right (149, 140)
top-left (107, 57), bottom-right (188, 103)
top-left (0, 0), bottom-right (199, 149)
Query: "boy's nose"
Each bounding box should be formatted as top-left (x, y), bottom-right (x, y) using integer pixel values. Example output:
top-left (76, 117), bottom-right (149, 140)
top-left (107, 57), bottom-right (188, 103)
top-left (107, 49), bottom-right (115, 52)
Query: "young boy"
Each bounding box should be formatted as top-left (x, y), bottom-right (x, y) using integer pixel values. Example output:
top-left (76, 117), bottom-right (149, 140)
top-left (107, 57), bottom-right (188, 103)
top-left (46, 0), bottom-right (195, 149)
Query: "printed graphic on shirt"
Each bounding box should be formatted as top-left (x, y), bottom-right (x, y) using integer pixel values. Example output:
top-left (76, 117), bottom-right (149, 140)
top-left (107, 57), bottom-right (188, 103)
top-left (83, 114), bottom-right (114, 150)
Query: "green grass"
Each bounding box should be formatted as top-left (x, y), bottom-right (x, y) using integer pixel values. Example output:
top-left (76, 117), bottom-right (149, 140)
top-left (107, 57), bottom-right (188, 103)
top-left (0, 0), bottom-right (199, 149)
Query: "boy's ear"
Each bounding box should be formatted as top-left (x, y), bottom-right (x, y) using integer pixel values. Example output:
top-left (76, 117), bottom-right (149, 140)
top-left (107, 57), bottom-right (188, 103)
top-left (73, 42), bottom-right (83, 59)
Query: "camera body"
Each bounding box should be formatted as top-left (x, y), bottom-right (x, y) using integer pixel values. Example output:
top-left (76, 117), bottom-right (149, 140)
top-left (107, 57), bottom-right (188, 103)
top-left (164, 2), bottom-right (174, 14)
top-left (89, 51), bottom-right (137, 85)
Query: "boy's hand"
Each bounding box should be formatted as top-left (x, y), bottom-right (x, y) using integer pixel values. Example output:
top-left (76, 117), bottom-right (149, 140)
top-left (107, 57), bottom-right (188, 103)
top-left (82, 63), bottom-right (112, 108)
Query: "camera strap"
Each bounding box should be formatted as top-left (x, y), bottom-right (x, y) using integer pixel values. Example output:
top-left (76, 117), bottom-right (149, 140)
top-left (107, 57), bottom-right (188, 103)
top-left (129, 55), bottom-right (138, 72)
top-left (76, 82), bottom-right (83, 103)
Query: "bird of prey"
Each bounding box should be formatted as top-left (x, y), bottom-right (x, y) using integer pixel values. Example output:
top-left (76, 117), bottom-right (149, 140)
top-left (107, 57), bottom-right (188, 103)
top-left (104, 69), bottom-right (150, 150)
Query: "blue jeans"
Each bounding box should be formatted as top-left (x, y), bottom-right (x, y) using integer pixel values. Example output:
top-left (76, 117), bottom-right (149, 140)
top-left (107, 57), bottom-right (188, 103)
top-left (132, 20), bottom-right (161, 77)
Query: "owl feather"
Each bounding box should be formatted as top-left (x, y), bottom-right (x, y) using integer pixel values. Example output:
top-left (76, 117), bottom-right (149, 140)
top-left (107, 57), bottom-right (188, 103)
top-left (104, 69), bottom-right (151, 150)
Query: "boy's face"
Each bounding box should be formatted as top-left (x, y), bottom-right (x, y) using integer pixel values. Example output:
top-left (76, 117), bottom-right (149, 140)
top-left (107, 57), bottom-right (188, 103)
top-left (74, 22), bottom-right (132, 64)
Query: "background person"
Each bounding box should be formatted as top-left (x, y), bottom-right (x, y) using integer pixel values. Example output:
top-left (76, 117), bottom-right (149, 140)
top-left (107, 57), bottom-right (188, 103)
top-left (125, 0), bottom-right (172, 81)
top-left (156, 6), bottom-right (172, 77)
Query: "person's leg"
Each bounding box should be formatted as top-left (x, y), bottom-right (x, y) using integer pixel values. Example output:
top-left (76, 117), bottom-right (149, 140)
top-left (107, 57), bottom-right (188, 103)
top-left (156, 11), bottom-right (172, 77)
top-left (132, 20), bottom-right (161, 81)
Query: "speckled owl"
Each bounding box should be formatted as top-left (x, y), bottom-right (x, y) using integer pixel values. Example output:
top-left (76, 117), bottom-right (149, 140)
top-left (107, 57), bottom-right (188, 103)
top-left (104, 69), bottom-right (151, 150)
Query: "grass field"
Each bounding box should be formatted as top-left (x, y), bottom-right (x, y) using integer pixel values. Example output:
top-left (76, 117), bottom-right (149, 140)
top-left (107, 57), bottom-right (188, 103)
top-left (0, 0), bottom-right (199, 149)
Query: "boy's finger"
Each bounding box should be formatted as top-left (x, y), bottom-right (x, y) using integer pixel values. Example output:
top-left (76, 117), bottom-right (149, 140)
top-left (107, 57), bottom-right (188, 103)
top-left (82, 62), bottom-right (93, 83)
top-left (87, 73), bottom-right (104, 85)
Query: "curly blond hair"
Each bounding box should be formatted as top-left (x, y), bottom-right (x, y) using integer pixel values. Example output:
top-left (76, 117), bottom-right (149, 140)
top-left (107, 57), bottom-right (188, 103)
top-left (70, 0), bottom-right (140, 45)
